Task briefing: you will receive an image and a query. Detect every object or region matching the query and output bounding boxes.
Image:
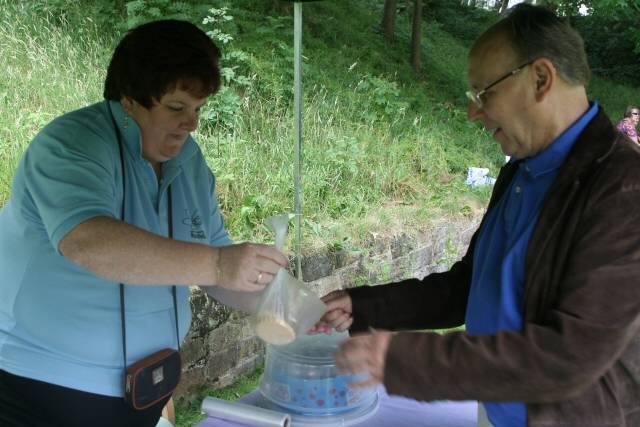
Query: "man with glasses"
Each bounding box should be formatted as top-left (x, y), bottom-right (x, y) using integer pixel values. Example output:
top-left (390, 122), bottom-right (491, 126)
top-left (313, 4), bottom-right (640, 427)
top-left (616, 105), bottom-right (639, 143)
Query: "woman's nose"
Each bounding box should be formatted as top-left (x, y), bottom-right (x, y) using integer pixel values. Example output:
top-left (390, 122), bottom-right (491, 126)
top-left (182, 112), bottom-right (199, 131)
top-left (468, 101), bottom-right (484, 121)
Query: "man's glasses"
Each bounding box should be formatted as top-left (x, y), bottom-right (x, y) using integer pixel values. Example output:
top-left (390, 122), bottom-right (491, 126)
top-left (466, 60), bottom-right (535, 109)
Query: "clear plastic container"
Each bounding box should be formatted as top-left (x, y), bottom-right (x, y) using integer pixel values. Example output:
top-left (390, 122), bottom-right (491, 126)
top-left (259, 332), bottom-right (378, 417)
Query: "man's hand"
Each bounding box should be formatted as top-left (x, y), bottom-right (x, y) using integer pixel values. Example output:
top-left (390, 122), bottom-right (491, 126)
top-left (308, 289), bottom-right (353, 334)
top-left (334, 329), bottom-right (392, 389)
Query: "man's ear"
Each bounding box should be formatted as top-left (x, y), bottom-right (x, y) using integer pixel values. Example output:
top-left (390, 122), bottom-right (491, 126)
top-left (532, 58), bottom-right (555, 102)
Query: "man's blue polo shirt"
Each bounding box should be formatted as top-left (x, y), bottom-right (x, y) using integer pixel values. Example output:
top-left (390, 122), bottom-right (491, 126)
top-left (465, 103), bottom-right (599, 426)
top-left (0, 100), bottom-right (232, 397)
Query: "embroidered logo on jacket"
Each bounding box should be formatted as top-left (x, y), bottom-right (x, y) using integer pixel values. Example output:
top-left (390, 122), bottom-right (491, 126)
top-left (182, 209), bottom-right (206, 240)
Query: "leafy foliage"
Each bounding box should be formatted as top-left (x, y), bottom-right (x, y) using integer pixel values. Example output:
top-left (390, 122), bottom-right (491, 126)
top-left (455, 0), bottom-right (640, 86)
top-left (424, 0), bottom-right (500, 43)
top-left (200, 7), bottom-right (252, 130)
top-left (124, 0), bottom-right (207, 30)
top-left (523, 0), bottom-right (640, 86)
top-left (573, 7), bottom-right (640, 85)
top-left (355, 75), bottom-right (410, 121)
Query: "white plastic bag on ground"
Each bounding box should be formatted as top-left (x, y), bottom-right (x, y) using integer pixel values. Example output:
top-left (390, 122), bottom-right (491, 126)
top-left (466, 167), bottom-right (496, 187)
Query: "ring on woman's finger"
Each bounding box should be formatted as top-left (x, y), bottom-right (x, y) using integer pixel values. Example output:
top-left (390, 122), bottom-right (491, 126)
top-left (256, 272), bottom-right (263, 283)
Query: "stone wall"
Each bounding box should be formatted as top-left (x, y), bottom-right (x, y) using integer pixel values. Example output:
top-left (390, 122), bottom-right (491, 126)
top-left (175, 214), bottom-right (482, 401)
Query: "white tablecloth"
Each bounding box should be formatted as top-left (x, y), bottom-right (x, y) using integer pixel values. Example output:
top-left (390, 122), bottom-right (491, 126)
top-left (195, 386), bottom-right (478, 427)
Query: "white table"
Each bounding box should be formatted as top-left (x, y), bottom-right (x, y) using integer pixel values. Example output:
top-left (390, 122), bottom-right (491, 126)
top-left (195, 386), bottom-right (478, 427)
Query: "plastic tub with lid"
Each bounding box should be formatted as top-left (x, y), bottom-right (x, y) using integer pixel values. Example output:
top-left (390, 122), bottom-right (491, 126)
top-left (259, 332), bottom-right (378, 419)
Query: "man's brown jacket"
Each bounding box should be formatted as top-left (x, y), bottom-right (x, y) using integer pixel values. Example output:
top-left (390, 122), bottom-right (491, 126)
top-left (347, 109), bottom-right (640, 426)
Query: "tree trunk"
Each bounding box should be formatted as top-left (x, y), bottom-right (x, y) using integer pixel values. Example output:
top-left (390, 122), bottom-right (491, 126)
top-left (499, 0), bottom-right (509, 13)
top-left (381, 0), bottom-right (397, 41)
top-left (410, 0), bottom-right (422, 73)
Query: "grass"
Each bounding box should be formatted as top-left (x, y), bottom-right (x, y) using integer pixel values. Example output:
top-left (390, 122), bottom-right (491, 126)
top-left (589, 76), bottom-right (640, 117)
top-left (194, 0), bottom-right (512, 250)
top-left (2, 1), bottom-right (639, 244)
top-left (174, 365), bottom-right (264, 427)
top-left (0, 0), bottom-right (115, 205)
top-left (0, 0), bottom-right (505, 249)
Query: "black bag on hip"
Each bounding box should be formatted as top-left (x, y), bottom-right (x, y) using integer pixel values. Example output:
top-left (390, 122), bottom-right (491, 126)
top-left (124, 348), bottom-right (181, 410)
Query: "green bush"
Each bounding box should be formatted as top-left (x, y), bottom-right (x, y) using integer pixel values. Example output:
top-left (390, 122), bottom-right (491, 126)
top-left (424, 0), bottom-right (500, 44)
top-left (574, 11), bottom-right (640, 86)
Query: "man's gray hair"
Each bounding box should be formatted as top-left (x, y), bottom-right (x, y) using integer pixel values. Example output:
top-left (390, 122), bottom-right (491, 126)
top-left (476, 4), bottom-right (591, 86)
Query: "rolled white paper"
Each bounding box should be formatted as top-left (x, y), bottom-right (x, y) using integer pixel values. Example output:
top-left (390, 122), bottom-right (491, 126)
top-left (201, 396), bottom-right (291, 427)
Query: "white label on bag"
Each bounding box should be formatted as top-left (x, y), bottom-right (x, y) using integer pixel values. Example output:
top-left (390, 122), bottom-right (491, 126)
top-left (152, 366), bottom-right (165, 385)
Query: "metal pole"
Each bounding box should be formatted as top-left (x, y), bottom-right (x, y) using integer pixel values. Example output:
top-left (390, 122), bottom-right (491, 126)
top-left (293, 2), bottom-right (303, 280)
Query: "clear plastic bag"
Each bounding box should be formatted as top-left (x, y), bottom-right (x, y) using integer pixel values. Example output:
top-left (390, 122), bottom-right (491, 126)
top-left (254, 214), bottom-right (326, 346)
top-left (254, 268), bottom-right (326, 345)
top-left (203, 214), bottom-right (292, 313)
top-left (205, 214), bottom-right (326, 346)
